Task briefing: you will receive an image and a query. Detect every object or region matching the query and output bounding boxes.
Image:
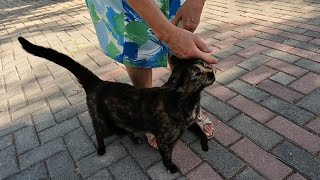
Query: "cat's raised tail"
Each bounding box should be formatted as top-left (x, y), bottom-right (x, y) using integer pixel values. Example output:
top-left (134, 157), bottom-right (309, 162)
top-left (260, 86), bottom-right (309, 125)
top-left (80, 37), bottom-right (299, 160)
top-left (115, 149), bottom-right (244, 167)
top-left (18, 37), bottom-right (101, 91)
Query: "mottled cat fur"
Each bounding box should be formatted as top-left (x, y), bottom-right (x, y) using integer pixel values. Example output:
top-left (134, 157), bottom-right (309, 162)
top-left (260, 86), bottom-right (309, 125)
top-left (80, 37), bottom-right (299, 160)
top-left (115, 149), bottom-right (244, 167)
top-left (18, 37), bottom-right (215, 173)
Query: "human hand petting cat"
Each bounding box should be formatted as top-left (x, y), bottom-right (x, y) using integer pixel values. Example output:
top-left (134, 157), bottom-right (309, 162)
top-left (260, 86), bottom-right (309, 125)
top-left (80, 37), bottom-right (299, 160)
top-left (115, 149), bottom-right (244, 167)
top-left (163, 0), bottom-right (217, 64)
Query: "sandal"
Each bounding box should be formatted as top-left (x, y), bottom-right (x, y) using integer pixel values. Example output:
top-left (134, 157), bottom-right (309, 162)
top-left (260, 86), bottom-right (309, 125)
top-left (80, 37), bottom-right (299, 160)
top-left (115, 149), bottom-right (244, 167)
top-left (196, 113), bottom-right (214, 139)
top-left (146, 132), bottom-right (159, 149)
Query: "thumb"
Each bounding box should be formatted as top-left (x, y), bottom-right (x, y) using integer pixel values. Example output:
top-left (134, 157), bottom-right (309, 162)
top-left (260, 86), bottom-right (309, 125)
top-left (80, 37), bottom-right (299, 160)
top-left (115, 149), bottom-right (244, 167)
top-left (194, 37), bottom-right (212, 53)
top-left (172, 14), bottom-right (182, 27)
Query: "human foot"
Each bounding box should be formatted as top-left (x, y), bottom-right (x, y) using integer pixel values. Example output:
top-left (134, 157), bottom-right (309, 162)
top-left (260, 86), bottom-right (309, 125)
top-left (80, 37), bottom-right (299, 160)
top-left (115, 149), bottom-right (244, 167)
top-left (146, 132), bottom-right (158, 149)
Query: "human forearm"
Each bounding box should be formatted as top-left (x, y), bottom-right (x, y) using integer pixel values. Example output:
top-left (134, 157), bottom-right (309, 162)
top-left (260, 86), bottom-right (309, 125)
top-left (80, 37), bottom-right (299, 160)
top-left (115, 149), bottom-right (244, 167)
top-left (126, 0), bottom-right (176, 42)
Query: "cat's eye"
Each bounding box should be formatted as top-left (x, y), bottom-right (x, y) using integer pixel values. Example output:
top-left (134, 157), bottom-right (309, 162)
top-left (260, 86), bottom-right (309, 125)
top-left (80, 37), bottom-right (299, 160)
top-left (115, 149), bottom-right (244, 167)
top-left (195, 72), bottom-right (202, 76)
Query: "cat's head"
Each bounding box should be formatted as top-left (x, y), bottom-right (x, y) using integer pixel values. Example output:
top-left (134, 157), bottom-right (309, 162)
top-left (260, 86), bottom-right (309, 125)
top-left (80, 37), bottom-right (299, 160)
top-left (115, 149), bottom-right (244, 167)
top-left (163, 56), bottom-right (216, 93)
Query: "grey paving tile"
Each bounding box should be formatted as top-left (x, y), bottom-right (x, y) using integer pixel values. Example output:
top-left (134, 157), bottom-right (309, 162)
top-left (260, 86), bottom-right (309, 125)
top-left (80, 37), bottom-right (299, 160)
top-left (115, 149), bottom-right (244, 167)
top-left (14, 126), bottom-right (39, 155)
top-left (11, 100), bottom-right (47, 121)
top-left (147, 161), bottom-right (181, 180)
top-left (19, 138), bottom-right (66, 170)
top-left (64, 128), bottom-right (96, 161)
top-left (283, 39), bottom-right (320, 52)
top-left (190, 140), bottom-right (245, 179)
top-left (0, 134), bottom-right (12, 151)
top-left (214, 45), bottom-right (243, 59)
top-left (303, 31), bottom-right (320, 39)
top-left (273, 141), bottom-right (320, 180)
top-left (109, 156), bottom-right (149, 180)
top-left (47, 94), bottom-right (70, 114)
top-left (256, 33), bottom-right (288, 43)
top-left (86, 169), bottom-right (113, 180)
top-left (32, 107), bottom-right (56, 132)
top-left (201, 92), bottom-right (240, 121)
top-left (235, 168), bottom-right (265, 180)
top-left (294, 58), bottom-right (320, 74)
top-left (261, 96), bottom-right (315, 125)
top-left (237, 54), bottom-right (272, 71)
top-left (270, 72), bottom-right (296, 86)
top-left (262, 49), bottom-right (301, 63)
top-left (46, 151), bottom-right (80, 180)
top-left (216, 66), bottom-right (248, 85)
top-left (39, 117), bottom-right (80, 144)
top-left (297, 89), bottom-right (320, 115)
top-left (121, 136), bottom-right (161, 170)
top-left (8, 162), bottom-right (48, 180)
top-left (236, 37), bottom-right (264, 48)
top-left (0, 146), bottom-right (18, 179)
top-left (78, 111), bottom-right (95, 136)
top-left (77, 141), bottom-right (127, 178)
top-left (54, 101), bottom-right (87, 123)
top-left (0, 115), bottom-right (33, 138)
top-left (227, 80), bottom-right (270, 102)
top-left (228, 114), bottom-right (282, 150)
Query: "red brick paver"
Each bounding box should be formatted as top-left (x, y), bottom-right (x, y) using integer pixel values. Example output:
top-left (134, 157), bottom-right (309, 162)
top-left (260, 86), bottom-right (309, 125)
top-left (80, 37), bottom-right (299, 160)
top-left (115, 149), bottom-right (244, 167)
top-left (288, 72), bottom-right (320, 94)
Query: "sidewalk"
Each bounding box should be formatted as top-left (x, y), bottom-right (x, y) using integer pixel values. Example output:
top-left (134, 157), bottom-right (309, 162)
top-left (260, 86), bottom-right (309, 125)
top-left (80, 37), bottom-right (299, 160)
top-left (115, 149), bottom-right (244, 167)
top-left (1, 0), bottom-right (320, 179)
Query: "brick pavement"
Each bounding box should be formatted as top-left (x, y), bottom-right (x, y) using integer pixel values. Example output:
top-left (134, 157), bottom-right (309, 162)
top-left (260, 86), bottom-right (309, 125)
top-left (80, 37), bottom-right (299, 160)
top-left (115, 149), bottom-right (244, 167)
top-left (1, 0), bottom-right (320, 179)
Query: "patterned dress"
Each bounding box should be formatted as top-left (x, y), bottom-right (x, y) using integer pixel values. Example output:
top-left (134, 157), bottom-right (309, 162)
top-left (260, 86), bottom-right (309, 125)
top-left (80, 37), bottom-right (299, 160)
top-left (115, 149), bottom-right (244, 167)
top-left (85, 0), bottom-right (185, 68)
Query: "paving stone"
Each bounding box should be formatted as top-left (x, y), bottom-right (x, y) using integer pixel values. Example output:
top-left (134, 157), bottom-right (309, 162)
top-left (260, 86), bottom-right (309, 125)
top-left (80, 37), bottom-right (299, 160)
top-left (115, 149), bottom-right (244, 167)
top-left (205, 83), bottom-right (237, 102)
top-left (258, 79), bottom-right (304, 103)
top-left (54, 101), bottom-right (87, 123)
top-left (237, 54), bottom-right (272, 71)
top-left (287, 173), bottom-right (308, 180)
top-left (241, 66), bottom-right (277, 85)
top-left (0, 115), bottom-right (33, 138)
top-left (279, 32), bottom-right (313, 42)
top-left (121, 136), bottom-right (161, 170)
top-left (262, 49), bottom-right (301, 63)
top-left (39, 117), bottom-right (80, 144)
top-left (259, 40), bottom-right (294, 52)
top-left (294, 58), bottom-right (320, 74)
top-left (46, 151), bottom-right (80, 180)
top-left (214, 45), bottom-right (243, 59)
top-left (288, 48), bottom-right (320, 63)
top-left (19, 138), bottom-right (65, 170)
top-left (228, 95), bottom-right (275, 123)
top-left (266, 59), bottom-right (308, 78)
top-left (86, 169), bottom-right (113, 180)
top-left (272, 141), bottom-right (320, 180)
top-left (64, 128), bottom-right (96, 161)
top-left (204, 112), bottom-right (242, 146)
top-left (0, 146), bottom-right (18, 179)
top-left (180, 130), bottom-right (198, 144)
top-left (257, 33), bottom-right (288, 43)
top-left (47, 94), bottom-right (70, 114)
top-left (109, 156), bottom-right (148, 180)
top-left (186, 163), bottom-right (223, 180)
top-left (14, 126), bottom-right (39, 155)
top-left (60, 80), bottom-right (81, 97)
top-left (201, 92), bottom-right (239, 122)
top-left (8, 162), bottom-right (48, 180)
top-left (234, 168), bottom-right (265, 180)
top-left (297, 89), bottom-right (320, 115)
top-left (78, 111), bottom-right (95, 136)
top-left (231, 138), bottom-right (292, 179)
top-left (270, 72), bottom-right (296, 86)
top-left (216, 66), bottom-right (248, 85)
top-left (215, 55), bottom-right (245, 71)
top-left (267, 116), bottom-right (320, 154)
top-left (8, 93), bottom-right (26, 112)
top-left (32, 107), bottom-right (56, 132)
top-left (289, 72), bottom-right (320, 94)
top-left (228, 114), bottom-right (282, 150)
top-left (172, 140), bottom-right (202, 175)
top-left (303, 30), bottom-right (320, 39)
top-left (0, 134), bottom-right (12, 151)
top-left (305, 117), bottom-right (320, 134)
top-left (11, 100), bottom-right (47, 121)
top-left (147, 161), bottom-right (181, 180)
top-left (284, 39), bottom-right (320, 51)
top-left (227, 80), bottom-right (270, 102)
top-left (67, 91), bottom-right (86, 105)
top-left (236, 37), bottom-right (264, 48)
top-left (236, 45), bottom-right (268, 58)
top-left (77, 141), bottom-right (127, 178)
top-left (262, 96), bottom-right (315, 125)
top-left (190, 140), bottom-right (245, 179)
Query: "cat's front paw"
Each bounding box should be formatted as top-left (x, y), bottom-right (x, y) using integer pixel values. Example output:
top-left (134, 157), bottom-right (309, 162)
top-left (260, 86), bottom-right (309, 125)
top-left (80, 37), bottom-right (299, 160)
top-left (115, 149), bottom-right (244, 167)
top-left (201, 143), bottom-right (209, 151)
top-left (167, 163), bottom-right (179, 174)
top-left (97, 147), bottom-right (105, 156)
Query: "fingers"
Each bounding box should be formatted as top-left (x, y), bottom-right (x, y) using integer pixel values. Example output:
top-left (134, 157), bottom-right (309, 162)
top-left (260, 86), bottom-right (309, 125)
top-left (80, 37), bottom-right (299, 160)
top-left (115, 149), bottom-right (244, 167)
top-left (196, 49), bottom-right (218, 64)
top-left (172, 14), bottom-right (182, 27)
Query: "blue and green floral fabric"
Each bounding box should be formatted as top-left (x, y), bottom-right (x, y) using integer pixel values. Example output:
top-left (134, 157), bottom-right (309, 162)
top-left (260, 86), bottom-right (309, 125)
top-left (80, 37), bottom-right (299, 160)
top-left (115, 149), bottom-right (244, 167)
top-left (85, 0), bottom-right (185, 68)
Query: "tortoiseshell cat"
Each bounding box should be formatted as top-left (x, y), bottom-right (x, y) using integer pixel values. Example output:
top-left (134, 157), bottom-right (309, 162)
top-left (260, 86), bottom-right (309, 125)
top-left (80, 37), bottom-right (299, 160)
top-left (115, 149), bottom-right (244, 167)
top-left (18, 37), bottom-right (215, 173)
